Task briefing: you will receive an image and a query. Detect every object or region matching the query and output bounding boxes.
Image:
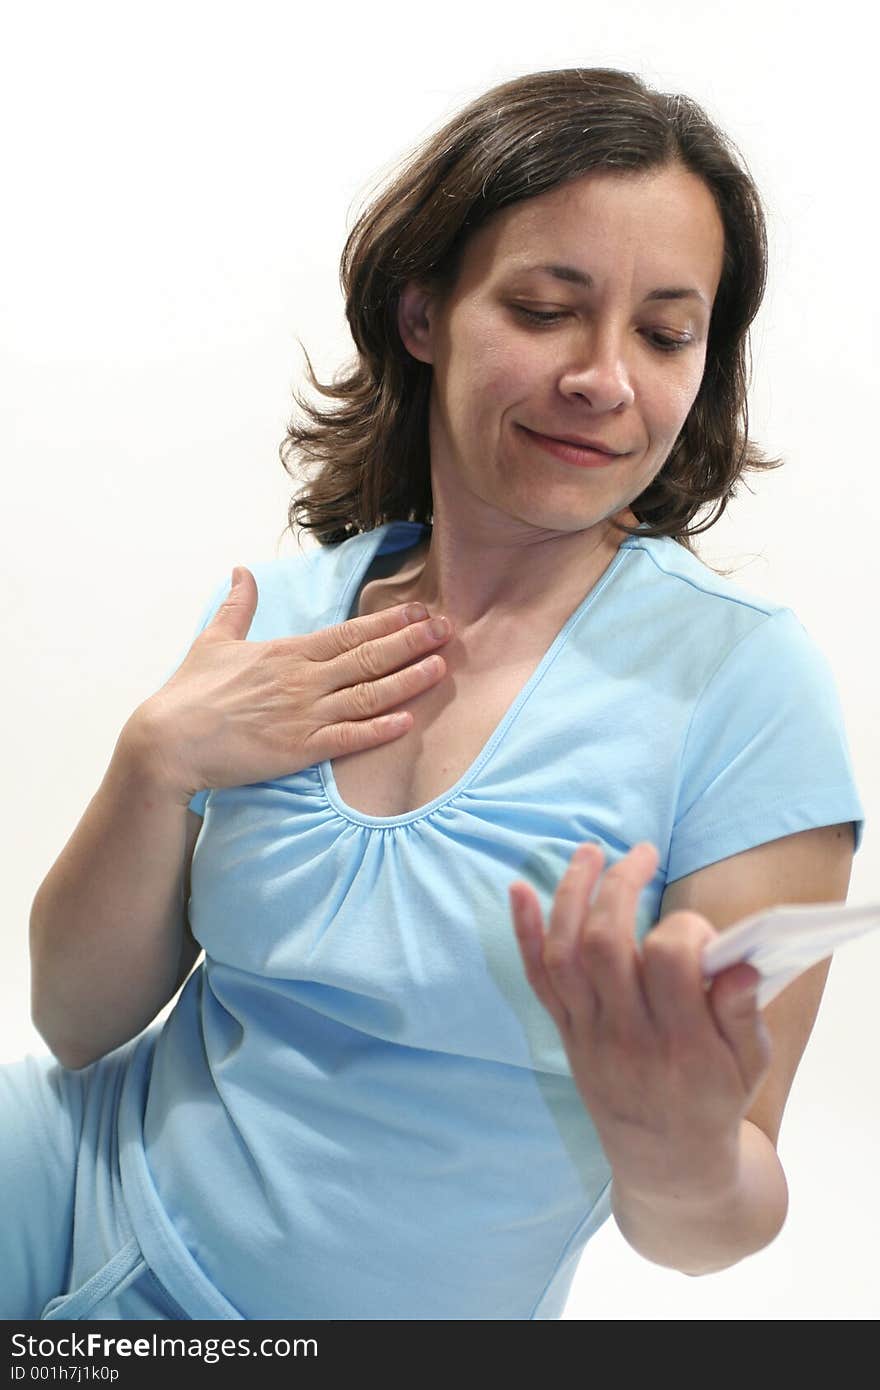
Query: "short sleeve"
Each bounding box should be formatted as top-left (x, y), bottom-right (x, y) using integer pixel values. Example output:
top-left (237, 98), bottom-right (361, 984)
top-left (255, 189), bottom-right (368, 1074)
top-left (667, 607), bottom-right (866, 883)
top-left (155, 573), bottom-right (233, 819)
top-left (187, 788), bottom-right (209, 818)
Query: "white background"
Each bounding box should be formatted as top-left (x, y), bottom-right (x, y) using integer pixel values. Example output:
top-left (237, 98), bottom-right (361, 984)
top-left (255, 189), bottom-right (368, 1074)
top-left (2, 0), bottom-right (877, 1320)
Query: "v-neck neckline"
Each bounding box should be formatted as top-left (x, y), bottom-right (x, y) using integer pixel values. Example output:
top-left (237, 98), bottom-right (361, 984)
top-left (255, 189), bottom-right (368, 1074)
top-left (317, 521), bottom-right (636, 828)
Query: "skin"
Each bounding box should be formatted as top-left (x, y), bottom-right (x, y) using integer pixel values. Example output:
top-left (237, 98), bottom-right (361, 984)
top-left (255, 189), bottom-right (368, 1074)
top-left (394, 159), bottom-right (726, 638)
top-left (390, 163), bottom-right (770, 1204)
top-left (511, 841), bottom-right (770, 1205)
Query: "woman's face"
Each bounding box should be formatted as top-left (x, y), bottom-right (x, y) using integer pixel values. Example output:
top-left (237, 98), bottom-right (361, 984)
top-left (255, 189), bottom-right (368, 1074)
top-left (398, 163), bottom-right (726, 539)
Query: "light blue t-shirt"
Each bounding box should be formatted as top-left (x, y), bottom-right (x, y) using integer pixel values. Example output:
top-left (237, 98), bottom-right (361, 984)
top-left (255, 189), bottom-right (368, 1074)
top-left (136, 520), bottom-right (865, 1319)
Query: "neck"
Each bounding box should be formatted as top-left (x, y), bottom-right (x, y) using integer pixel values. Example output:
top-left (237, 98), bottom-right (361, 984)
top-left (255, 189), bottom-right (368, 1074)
top-left (404, 502), bottom-right (635, 638)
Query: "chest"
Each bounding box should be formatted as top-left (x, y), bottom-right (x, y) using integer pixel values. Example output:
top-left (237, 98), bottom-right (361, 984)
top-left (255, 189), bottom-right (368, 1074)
top-left (329, 640), bottom-right (546, 819)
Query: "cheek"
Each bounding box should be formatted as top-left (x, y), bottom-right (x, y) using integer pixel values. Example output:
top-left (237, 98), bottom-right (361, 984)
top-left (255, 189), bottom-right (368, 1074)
top-left (479, 343), bottom-right (539, 412)
top-left (646, 369), bottom-right (703, 440)
top-left (676, 355), bottom-right (709, 418)
top-left (447, 309), bottom-right (534, 405)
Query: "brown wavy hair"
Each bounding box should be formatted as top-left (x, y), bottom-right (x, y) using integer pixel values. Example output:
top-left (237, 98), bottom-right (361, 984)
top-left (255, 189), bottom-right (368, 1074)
top-left (278, 67), bottom-right (782, 569)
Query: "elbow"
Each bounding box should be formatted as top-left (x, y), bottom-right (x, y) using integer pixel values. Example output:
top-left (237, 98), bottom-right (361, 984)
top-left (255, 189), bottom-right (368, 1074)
top-left (54, 1050), bottom-right (98, 1073)
top-left (30, 999), bottom-right (100, 1072)
top-left (31, 1018), bottom-right (93, 1072)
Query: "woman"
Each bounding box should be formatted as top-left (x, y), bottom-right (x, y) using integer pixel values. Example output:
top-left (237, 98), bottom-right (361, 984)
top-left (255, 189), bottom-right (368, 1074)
top-left (7, 67), bottom-right (864, 1319)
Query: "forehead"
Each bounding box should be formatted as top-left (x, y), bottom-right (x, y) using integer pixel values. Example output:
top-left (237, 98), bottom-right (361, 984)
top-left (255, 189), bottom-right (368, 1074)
top-left (457, 166), bottom-right (725, 299)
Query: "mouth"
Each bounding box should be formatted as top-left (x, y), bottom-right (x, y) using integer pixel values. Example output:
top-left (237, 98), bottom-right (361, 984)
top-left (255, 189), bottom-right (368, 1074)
top-left (517, 424), bottom-right (623, 468)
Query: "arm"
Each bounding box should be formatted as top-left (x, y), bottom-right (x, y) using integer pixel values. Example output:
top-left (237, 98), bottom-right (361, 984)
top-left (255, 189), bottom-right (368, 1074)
top-left (610, 822), bottom-right (854, 1275)
top-left (511, 823), bottom-right (855, 1276)
top-left (29, 710), bottom-right (204, 1071)
top-left (611, 1117), bottom-right (788, 1276)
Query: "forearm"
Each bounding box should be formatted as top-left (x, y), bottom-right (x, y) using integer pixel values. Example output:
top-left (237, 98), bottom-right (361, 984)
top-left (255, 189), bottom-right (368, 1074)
top-left (29, 712), bottom-right (193, 1070)
top-left (610, 1119), bottom-right (789, 1276)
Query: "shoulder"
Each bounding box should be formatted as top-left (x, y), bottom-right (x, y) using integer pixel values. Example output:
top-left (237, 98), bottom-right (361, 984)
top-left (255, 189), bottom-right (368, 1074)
top-left (622, 533), bottom-right (784, 623)
top-left (619, 534), bottom-right (814, 688)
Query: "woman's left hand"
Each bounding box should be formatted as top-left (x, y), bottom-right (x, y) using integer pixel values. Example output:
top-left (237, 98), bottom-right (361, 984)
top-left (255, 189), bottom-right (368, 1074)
top-left (508, 842), bottom-right (773, 1201)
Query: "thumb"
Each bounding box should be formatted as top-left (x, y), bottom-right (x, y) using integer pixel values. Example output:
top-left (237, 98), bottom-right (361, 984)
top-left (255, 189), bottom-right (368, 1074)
top-left (709, 963), bottom-right (772, 1096)
top-left (205, 566), bottom-right (258, 639)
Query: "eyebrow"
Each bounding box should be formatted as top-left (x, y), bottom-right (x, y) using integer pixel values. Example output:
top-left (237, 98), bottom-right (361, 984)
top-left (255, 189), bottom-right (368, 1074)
top-left (517, 262), bottom-right (709, 307)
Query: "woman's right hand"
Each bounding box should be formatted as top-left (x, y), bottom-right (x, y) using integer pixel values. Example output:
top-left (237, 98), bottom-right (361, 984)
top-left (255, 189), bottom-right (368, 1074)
top-left (128, 566), bottom-right (453, 805)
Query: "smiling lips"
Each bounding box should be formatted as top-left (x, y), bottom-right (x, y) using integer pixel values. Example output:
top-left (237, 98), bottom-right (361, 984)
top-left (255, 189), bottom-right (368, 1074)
top-left (519, 424), bottom-right (623, 468)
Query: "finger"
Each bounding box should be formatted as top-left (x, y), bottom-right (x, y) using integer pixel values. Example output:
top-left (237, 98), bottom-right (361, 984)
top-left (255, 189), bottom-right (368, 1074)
top-left (640, 911), bottom-right (718, 1040)
top-left (341, 610), bottom-right (453, 683)
top-left (508, 881), bottom-right (571, 1034)
top-left (303, 601), bottom-right (422, 663)
top-left (303, 706), bottom-right (418, 761)
top-left (706, 964), bottom-right (773, 1098)
top-left (312, 603), bottom-right (452, 675)
top-left (540, 844), bottom-right (605, 1017)
top-left (580, 842), bottom-right (659, 1023)
top-left (324, 645), bottom-right (451, 726)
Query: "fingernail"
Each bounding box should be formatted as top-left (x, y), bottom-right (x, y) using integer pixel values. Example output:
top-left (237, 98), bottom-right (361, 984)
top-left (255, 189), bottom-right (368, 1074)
top-left (404, 603), bottom-right (428, 623)
top-left (574, 843), bottom-right (601, 865)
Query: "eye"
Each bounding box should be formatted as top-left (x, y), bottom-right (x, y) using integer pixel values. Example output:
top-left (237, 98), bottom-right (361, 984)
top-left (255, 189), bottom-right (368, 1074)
top-left (512, 306), bottom-right (692, 353)
top-left (646, 333), bottom-right (691, 354)
top-left (513, 307), bottom-right (568, 325)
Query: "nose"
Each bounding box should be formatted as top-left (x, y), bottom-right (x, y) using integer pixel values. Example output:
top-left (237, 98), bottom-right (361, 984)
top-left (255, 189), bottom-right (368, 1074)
top-left (557, 328), bottom-right (636, 412)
